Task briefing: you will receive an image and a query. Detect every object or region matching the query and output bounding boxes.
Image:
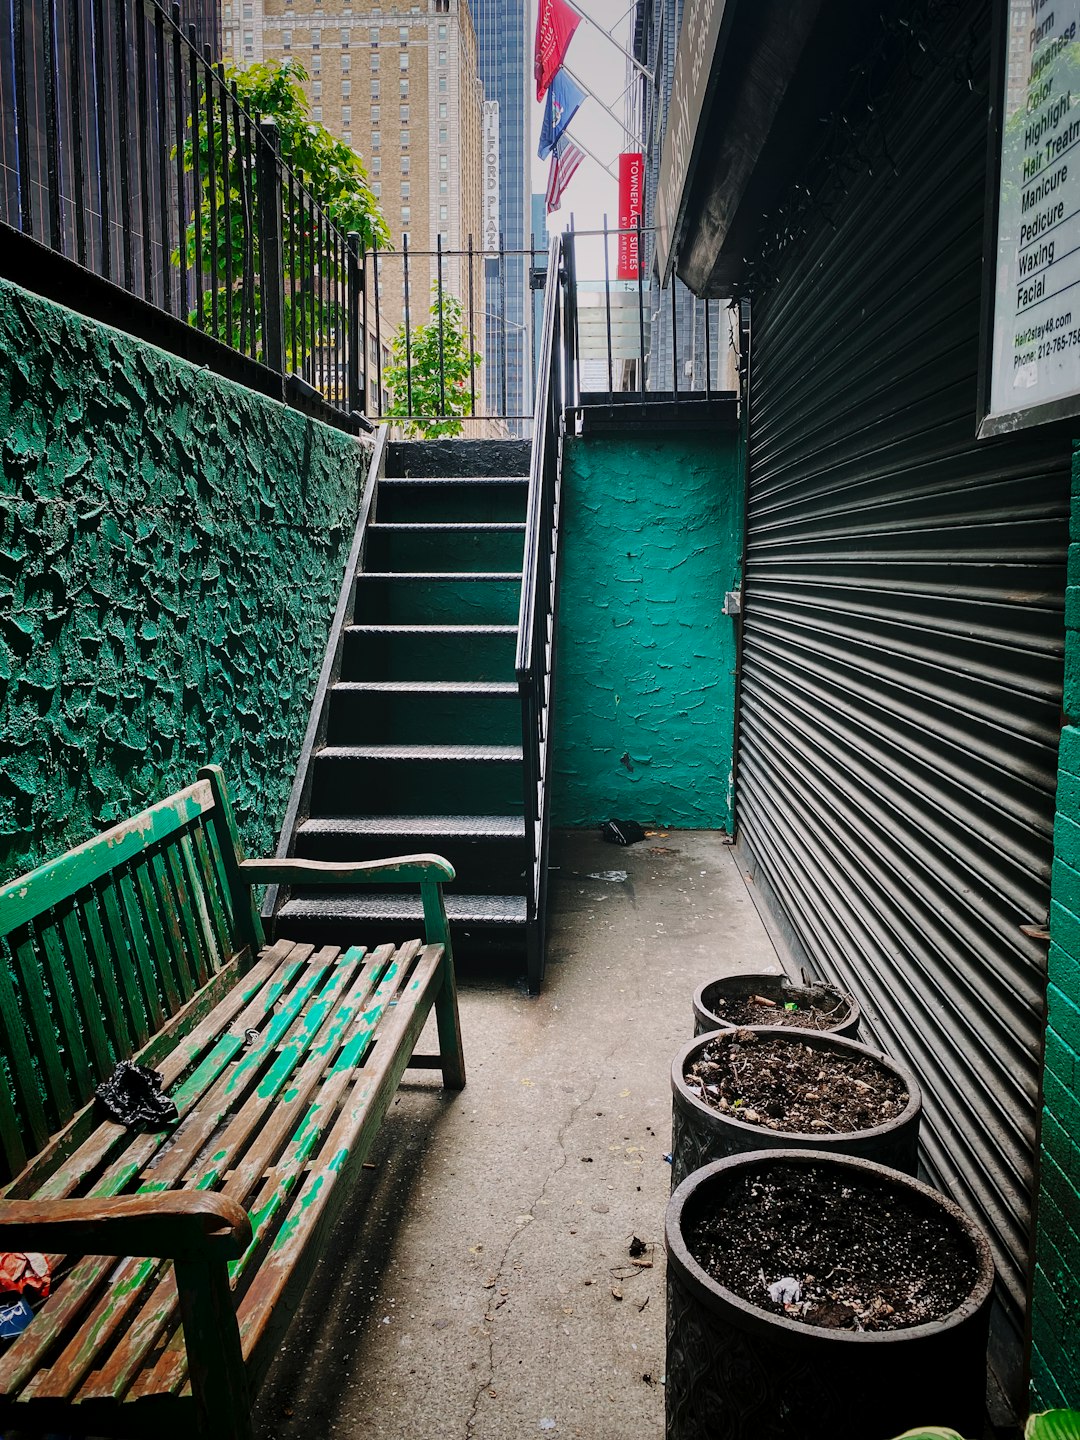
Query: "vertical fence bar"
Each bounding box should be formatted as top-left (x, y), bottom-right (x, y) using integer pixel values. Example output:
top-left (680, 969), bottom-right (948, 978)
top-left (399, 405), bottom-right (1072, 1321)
top-left (348, 231), bottom-right (362, 414)
top-left (68, 0), bottom-right (87, 265)
top-left (364, 247), bottom-right (371, 414)
top-left (436, 232), bottom-right (445, 417)
top-left (233, 85), bottom-right (252, 354)
top-left (671, 274), bottom-right (678, 400)
top-left (499, 232), bottom-right (507, 421)
top-left (403, 232), bottom-right (413, 417)
top-left (171, 5), bottom-right (187, 319)
top-left (287, 172), bottom-right (298, 372)
top-left (467, 232), bottom-right (476, 420)
top-left (187, 30), bottom-right (203, 328)
top-left (218, 65), bottom-right (233, 349)
top-left (41, 0), bottom-right (62, 251)
top-left (12, 0), bottom-right (30, 234)
top-left (704, 298), bottom-right (712, 399)
top-left (255, 120), bottom-right (285, 382)
top-left (117, 3), bottom-right (133, 289)
top-left (636, 215), bottom-right (645, 399)
top-left (373, 248), bottom-right (383, 415)
top-left (135, 1), bottom-right (152, 297)
top-left (202, 44), bottom-right (218, 336)
top-left (154, 4), bottom-right (170, 311)
top-left (603, 213), bottom-right (613, 403)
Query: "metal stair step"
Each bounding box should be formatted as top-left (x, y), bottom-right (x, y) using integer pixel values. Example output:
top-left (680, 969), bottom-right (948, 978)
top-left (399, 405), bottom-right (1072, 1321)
top-left (357, 571), bottom-right (523, 582)
top-left (366, 522), bottom-right (526, 533)
top-left (279, 892), bottom-right (528, 926)
top-left (298, 814), bottom-right (526, 840)
top-left (317, 744), bottom-right (523, 762)
top-left (345, 624), bottom-right (518, 636)
top-left (331, 681), bottom-right (518, 696)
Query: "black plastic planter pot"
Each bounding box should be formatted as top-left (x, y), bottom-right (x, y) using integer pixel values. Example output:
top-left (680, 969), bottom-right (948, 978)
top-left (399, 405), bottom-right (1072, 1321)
top-left (665, 1151), bottom-right (995, 1440)
top-left (671, 1027), bottom-right (921, 1188)
top-left (693, 972), bottom-right (860, 1039)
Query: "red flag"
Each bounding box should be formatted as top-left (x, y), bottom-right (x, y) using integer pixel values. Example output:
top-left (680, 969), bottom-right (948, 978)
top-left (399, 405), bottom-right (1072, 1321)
top-left (535, 0), bottom-right (581, 101)
top-left (546, 138), bottom-right (584, 214)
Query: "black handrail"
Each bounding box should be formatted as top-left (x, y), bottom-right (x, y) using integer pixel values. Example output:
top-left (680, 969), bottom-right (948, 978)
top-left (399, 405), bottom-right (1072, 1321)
top-left (516, 233), bottom-right (574, 993)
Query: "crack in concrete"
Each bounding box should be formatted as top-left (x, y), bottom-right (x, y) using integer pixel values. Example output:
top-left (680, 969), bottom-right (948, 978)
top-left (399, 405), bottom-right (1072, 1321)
top-left (463, 1050), bottom-right (618, 1437)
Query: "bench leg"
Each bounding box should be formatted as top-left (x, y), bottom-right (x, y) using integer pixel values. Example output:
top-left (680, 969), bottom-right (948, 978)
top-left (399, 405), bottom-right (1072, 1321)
top-left (435, 951), bottom-right (466, 1091)
top-left (175, 1255), bottom-right (253, 1440)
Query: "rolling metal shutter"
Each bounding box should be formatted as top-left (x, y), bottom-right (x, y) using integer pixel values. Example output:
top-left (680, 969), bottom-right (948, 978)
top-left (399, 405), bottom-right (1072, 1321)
top-left (736, 2), bottom-right (1071, 1387)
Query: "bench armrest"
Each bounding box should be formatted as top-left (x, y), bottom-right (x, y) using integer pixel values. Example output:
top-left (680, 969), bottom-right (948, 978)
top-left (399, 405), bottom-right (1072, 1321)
top-left (239, 854), bottom-right (455, 886)
top-left (0, 1192), bottom-right (252, 1261)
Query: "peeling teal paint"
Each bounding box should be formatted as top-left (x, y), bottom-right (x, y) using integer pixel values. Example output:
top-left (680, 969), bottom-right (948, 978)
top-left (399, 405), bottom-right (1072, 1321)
top-left (0, 275), bottom-right (367, 880)
top-left (552, 428), bottom-right (742, 829)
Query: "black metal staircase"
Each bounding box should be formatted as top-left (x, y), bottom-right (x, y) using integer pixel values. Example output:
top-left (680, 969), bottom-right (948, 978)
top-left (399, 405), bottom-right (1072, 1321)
top-left (265, 237), bottom-right (574, 994)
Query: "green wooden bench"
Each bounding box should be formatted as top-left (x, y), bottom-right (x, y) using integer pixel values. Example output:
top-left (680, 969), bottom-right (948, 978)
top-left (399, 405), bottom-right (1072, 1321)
top-left (0, 764), bottom-right (465, 1440)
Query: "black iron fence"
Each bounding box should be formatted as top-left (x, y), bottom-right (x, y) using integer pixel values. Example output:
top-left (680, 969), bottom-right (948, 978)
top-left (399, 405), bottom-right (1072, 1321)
top-left (563, 220), bottom-right (739, 404)
top-left (359, 237), bottom-right (547, 436)
top-left (0, 0), bottom-right (359, 422)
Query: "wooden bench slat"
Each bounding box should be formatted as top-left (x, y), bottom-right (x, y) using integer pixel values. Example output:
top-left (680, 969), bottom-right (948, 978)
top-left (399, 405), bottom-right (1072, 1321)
top-left (60, 900), bottom-right (129, 1067)
top-left (163, 847), bottom-right (211, 992)
top-left (0, 1060), bottom-right (27, 1180)
top-left (191, 825), bottom-right (234, 967)
top-left (131, 854), bottom-right (191, 1009)
top-left (40, 925), bottom-right (96, 1113)
top-left (12, 933), bottom-right (74, 1129)
top-left (178, 833), bottom-right (224, 981)
top-left (93, 880), bottom-right (152, 1047)
top-left (201, 821), bottom-right (238, 946)
top-left (52, 899), bottom-right (114, 1085)
top-left (149, 849), bottom-right (200, 999)
top-left (119, 867), bottom-right (180, 1020)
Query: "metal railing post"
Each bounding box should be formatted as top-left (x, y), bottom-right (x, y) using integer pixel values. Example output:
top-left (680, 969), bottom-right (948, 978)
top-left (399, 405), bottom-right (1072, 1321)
top-left (256, 119), bottom-right (286, 385)
top-left (347, 230), bottom-right (363, 415)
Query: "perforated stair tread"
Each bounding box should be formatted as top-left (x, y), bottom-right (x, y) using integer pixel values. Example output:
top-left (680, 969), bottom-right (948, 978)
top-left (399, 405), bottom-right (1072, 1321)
top-left (367, 522), bottom-right (527, 532)
top-left (332, 680), bottom-right (518, 695)
top-left (357, 571), bottom-right (524, 582)
top-left (280, 892), bottom-right (528, 925)
top-left (346, 624), bottom-right (518, 635)
top-left (318, 744), bottom-right (524, 762)
top-left (298, 814), bottom-right (527, 839)
top-left (380, 475), bottom-right (530, 486)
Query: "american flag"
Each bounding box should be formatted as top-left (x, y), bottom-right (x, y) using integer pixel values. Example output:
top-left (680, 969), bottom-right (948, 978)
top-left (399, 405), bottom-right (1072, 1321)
top-left (546, 138), bottom-right (584, 214)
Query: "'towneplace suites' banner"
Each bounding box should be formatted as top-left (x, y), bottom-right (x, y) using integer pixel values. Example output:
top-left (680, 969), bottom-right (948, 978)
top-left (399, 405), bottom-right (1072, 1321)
top-left (618, 152), bottom-right (643, 280)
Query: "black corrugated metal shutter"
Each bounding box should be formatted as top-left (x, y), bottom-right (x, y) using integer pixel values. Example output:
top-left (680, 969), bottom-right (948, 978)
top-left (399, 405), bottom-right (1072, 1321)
top-left (737, 2), bottom-right (1071, 1390)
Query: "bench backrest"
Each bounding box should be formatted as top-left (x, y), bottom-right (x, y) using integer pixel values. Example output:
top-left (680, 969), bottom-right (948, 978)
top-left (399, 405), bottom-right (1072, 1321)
top-left (0, 766), bottom-right (263, 1185)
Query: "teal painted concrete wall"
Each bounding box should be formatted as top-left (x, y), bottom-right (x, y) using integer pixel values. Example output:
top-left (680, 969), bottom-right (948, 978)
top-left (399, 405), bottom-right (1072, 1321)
top-left (552, 427), bottom-right (742, 829)
top-left (0, 276), bottom-right (366, 880)
top-left (1034, 441), bottom-right (1080, 1408)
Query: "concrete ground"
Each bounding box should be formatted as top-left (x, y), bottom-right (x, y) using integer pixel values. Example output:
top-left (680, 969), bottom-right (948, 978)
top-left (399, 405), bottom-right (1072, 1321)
top-left (254, 829), bottom-right (780, 1440)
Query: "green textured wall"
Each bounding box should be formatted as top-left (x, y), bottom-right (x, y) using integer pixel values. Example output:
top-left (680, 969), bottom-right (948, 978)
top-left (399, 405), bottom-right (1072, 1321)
top-left (552, 427), bottom-right (742, 829)
top-left (0, 276), bottom-right (366, 880)
top-left (1033, 441), bottom-right (1080, 1408)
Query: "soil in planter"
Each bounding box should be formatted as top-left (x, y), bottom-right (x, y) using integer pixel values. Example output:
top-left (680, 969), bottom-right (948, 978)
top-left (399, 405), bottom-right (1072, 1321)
top-left (687, 1162), bottom-right (979, 1332)
top-left (708, 991), bottom-right (849, 1031)
top-left (684, 1030), bottom-right (907, 1133)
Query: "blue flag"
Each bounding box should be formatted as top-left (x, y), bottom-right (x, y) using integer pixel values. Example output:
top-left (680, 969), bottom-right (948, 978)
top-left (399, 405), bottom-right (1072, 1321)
top-left (538, 71), bottom-right (585, 160)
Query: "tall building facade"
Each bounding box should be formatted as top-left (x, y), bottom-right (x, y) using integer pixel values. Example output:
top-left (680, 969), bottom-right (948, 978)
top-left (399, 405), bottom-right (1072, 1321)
top-left (223, 0), bottom-right (484, 410)
top-left (471, 0), bottom-right (531, 430)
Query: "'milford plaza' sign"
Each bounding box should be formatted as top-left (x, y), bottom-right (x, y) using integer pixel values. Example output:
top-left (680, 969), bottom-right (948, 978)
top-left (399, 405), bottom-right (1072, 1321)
top-left (982, 0), bottom-right (1080, 433)
top-left (483, 101), bottom-right (500, 254)
top-left (655, 0), bottom-right (728, 281)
